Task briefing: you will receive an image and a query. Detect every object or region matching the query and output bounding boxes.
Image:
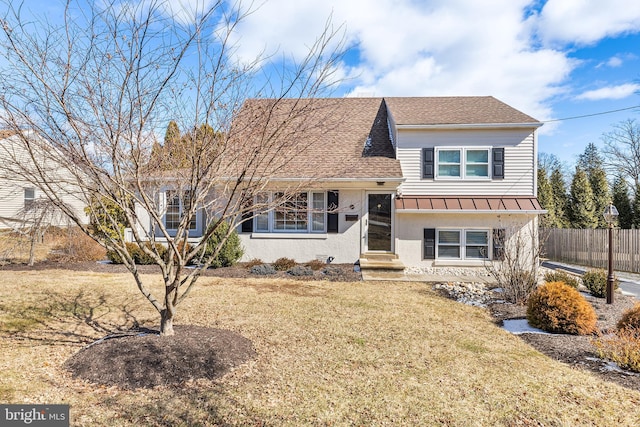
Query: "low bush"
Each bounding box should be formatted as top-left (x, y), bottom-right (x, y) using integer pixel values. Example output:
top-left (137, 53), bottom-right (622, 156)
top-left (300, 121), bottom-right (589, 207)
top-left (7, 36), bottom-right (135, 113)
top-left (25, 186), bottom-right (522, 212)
top-left (305, 259), bottom-right (325, 271)
top-left (287, 265), bottom-right (313, 276)
top-left (322, 266), bottom-right (342, 277)
top-left (526, 281), bottom-right (597, 335)
top-left (543, 270), bottom-right (579, 289)
top-left (273, 257), bottom-right (296, 271)
top-left (245, 258), bottom-right (263, 269)
top-left (202, 222), bottom-right (243, 268)
top-left (617, 303), bottom-right (640, 336)
top-left (250, 264), bottom-right (276, 275)
top-left (106, 242), bottom-right (167, 265)
top-left (47, 227), bottom-right (106, 262)
top-left (593, 329), bottom-right (640, 373)
top-left (582, 269), bottom-right (618, 298)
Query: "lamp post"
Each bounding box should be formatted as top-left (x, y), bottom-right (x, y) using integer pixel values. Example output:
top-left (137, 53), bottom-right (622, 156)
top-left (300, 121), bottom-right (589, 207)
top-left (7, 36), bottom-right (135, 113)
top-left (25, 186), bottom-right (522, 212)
top-left (603, 202), bottom-right (619, 304)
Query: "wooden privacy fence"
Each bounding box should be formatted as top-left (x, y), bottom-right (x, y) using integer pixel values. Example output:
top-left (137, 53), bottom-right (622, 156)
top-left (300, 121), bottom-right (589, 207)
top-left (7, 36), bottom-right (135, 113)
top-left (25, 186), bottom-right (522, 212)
top-left (542, 228), bottom-right (640, 274)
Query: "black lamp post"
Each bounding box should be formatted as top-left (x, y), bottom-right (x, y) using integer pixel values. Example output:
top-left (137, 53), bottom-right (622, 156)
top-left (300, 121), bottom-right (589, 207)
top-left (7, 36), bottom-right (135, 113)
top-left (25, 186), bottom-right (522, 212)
top-left (603, 202), bottom-right (619, 304)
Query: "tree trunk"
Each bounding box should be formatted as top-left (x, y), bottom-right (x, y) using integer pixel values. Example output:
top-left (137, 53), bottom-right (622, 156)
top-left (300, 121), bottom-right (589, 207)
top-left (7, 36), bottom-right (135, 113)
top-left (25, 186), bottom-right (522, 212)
top-left (160, 309), bottom-right (175, 336)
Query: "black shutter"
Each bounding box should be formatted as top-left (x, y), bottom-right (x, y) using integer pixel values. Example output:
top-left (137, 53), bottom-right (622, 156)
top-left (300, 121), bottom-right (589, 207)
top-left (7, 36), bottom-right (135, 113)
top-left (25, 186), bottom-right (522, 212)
top-left (327, 190), bottom-right (339, 233)
top-left (492, 147), bottom-right (505, 179)
top-left (422, 147), bottom-right (434, 179)
top-left (424, 228), bottom-right (436, 260)
top-left (241, 199), bottom-right (253, 233)
top-left (492, 228), bottom-right (505, 260)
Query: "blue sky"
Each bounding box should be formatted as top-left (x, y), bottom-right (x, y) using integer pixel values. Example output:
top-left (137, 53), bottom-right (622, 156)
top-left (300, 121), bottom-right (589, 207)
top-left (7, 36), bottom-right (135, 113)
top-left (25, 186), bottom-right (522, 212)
top-left (11, 0), bottom-right (640, 168)
top-left (219, 0), bottom-right (640, 167)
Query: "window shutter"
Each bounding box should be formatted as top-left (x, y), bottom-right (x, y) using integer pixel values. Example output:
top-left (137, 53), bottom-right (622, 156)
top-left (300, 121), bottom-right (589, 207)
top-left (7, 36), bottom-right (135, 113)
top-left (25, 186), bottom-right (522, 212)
top-left (327, 190), bottom-right (339, 233)
top-left (241, 199), bottom-right (253, 233)
top-left (424, 228), bottom-right (436, 260)
top-left (422, 148), bottom-right (434, 179)
top-left (492, 228), bottom-right (505, 260)
top-left (492, 147), bottom-right (505, 179)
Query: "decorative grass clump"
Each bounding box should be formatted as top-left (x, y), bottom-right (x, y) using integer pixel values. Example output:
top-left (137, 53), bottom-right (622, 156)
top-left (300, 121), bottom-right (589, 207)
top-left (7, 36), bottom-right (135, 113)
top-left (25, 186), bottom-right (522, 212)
top-left (582, 269), bottom-right (618, 298)
top-left (617, 303), bottom-right (640, 336)
top-left (106, 242), bottom-right (167, 265)
top-left (593, 329), bottom-right (640, 373)
top-left (305, 259), bottom-right (325, 271)
top-left (543, 270), bottom-right (579, 289)
top-left (250, 264), bottom-right (276, 275)
top-left (273, 257), bottom-right (297, 271)
top-left (526, 281), bottom-right (597, 335)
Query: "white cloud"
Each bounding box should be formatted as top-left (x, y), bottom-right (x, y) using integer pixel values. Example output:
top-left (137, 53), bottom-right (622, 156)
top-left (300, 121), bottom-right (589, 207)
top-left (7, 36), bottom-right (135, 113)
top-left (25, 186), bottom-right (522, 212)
top-left (534, 0), bottom-right (640, 46)
top-left (575, 83), bottom-right (640, 101)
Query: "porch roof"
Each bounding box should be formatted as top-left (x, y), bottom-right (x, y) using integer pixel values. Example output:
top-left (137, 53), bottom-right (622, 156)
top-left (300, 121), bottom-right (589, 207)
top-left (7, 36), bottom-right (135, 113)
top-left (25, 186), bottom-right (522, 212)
top-left (395, 196), bottom-right (545, 213)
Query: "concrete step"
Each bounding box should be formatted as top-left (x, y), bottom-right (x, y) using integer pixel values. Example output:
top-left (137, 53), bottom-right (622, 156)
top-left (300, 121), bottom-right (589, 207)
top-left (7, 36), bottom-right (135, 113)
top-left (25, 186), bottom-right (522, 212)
top-left (359, 255), bottom-right (405, 271)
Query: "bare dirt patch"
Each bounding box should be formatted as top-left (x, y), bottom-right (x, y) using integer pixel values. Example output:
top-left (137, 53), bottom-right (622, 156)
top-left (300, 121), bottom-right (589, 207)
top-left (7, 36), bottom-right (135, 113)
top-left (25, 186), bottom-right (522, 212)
top-left (65, 325), bottom-right (256, 389)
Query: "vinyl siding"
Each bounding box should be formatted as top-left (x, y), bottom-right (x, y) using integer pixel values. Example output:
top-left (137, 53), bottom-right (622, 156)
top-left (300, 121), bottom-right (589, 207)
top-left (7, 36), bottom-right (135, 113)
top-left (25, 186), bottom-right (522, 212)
top-left (396, 128), bottom-right (536, 196)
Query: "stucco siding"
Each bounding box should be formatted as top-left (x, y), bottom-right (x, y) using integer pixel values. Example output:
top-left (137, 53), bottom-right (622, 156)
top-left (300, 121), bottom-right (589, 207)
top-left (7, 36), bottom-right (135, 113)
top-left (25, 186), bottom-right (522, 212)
top-left (396, 128), bottom-right (536, 196)
top-left (395, 212), bottom-right (537, 268)
top-left (238, 189), bottom-right (364, 264)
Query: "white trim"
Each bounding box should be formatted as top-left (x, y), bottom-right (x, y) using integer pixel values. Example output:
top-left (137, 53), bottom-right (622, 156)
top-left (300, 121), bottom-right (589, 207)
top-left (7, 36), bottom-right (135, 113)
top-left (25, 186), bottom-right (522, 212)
top-left (435, 147), bottom-right (492, 180)
top-left (436, 228), bottom-right (490, 261)
top-left (249, 233), bottom-right (328, 239)
top-left (396, 123), bottom-right (543, 130)
top-left (364, 191), bottom-right (395, 253)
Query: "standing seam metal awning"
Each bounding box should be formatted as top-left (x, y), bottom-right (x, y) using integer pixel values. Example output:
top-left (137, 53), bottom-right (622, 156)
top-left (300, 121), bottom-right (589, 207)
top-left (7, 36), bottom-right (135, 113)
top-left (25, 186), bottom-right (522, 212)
top-left (394, 196), bottom-right (545, 213)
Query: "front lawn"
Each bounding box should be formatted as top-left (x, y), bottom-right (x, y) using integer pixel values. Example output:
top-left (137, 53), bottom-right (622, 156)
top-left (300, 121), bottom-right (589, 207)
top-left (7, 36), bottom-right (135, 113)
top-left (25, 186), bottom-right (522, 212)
top-left (1, 270), bottom-right (639, 426)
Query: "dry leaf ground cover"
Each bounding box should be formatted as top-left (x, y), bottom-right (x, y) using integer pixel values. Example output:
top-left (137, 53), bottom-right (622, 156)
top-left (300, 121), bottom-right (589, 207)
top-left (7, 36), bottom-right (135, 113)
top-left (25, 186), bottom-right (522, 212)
top-left (2, 270), bottom-right (640, 426)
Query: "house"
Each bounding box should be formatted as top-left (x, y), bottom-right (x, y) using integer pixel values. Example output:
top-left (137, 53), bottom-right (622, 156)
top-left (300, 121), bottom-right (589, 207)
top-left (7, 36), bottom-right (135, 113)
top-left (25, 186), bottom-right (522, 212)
top-left (0, 131), bottom-right (88, 229)
top-left (230, 96), bottom-right (545, 271)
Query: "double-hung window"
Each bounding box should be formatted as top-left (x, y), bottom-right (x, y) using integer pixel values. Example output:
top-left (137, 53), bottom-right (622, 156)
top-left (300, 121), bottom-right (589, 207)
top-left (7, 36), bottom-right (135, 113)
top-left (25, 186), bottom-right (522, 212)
top-left (24, 188), bottom-right (35, 209)
top-left (436, 148), bottom-right (490, 179)
top-left (254, 191), bottom-right (326, 233)
top-left (437, 229), bottom-right (489, 260)
top-left (165, 190), bottom-right (197, 231)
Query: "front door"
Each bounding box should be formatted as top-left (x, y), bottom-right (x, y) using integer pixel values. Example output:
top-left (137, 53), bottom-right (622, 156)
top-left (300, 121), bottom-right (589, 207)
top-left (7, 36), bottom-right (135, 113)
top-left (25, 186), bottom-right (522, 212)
top-left (366, 193), bottom-right (392, 252)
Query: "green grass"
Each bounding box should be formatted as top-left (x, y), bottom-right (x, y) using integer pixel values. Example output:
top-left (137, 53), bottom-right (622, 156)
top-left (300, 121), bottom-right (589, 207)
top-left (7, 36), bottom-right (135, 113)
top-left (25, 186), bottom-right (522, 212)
top-left (1, 270), bottom-right (640, 426)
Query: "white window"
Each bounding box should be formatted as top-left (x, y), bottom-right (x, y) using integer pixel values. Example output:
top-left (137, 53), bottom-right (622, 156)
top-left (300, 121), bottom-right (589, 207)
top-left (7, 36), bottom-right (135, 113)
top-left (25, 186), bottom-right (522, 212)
top-left (436, 148), bottom-right (490, 179)
top-left (437, 229), bottom-right (489, 260)
top-left (24, 188), bottom-right (35, 209)
top-left (255, 191), bottom-right (326, 233)
top-left (165, 190), bottom-right (197, 231)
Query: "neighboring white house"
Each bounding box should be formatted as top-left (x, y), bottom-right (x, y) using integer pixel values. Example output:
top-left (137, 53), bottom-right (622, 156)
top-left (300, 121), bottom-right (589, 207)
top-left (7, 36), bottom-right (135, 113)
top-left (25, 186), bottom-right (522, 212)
top-left (147, 96), bottom-right (545, 271)
top-left (0, 131), bottom-right (89, 229)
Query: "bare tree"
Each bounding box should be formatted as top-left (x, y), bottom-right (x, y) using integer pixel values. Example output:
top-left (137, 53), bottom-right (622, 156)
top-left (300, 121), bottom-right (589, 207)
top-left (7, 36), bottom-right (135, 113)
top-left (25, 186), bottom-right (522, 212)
top-left (602, 119), bottom-right (640, 191)
top-left (0, 0), bottom-right (345, 335)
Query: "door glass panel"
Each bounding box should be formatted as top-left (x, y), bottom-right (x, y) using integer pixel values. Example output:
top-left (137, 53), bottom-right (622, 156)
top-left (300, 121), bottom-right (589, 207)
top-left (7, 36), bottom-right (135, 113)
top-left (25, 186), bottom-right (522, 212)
top-left (368, 194), bottom-right (392, 251)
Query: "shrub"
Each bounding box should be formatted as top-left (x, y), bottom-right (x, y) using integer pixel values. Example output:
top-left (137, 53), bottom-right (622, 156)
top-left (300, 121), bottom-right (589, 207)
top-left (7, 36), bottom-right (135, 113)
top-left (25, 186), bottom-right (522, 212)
top-left (250, 264), bottom-right (276, 275)
top-left (273, 257), bottom-right (296, 271)
top-left (582, 269), bottom-right (618, 298)
top-left (543, 270), bottom-right (579, 289)
top-left (526, 281), bottom-right (597, 335)
top-left (322, 266), bottom-right (342, 277)
top-left (305, 259), bottom-right (325, 271)
top-left (287, 265), bottom-right (313, 276)
top-left (202, 221), bottom-right (243, 268)
top-left (50, 227), bottom-right (106, 262)
top-left (245, 258), bottom-right (263, 269)
top-left (106, 242), bottom-right (166, 265)
top-left (165, 240), bottom-right (195, 265)
top-left (593, 329), bottom-right (640, 373)
top-left (617, 303), bottom-right (640, 336)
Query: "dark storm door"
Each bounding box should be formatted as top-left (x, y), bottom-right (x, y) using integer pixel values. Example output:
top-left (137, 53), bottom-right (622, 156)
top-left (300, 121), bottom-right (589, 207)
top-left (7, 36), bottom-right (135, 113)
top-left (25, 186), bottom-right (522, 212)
top-left (367, 193), bottom-right (392, 252)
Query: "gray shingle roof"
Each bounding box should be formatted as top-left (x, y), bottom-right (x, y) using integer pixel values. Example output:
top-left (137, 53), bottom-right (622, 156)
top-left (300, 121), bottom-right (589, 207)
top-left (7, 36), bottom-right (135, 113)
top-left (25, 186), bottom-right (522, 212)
top-left (384, 96), bottom-right (540, 125)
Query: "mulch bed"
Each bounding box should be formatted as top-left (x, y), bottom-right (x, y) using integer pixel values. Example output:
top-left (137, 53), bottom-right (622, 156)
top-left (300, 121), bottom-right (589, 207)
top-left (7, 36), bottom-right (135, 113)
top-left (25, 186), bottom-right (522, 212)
top-left (488, 292), bottom-right (640, 391)
top-left (65, 325), bottom-right (256, 390)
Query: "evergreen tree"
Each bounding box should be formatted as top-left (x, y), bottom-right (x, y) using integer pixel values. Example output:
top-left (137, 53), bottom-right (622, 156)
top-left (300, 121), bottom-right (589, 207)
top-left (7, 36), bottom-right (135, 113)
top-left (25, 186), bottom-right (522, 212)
top-left (164, 120), bottom-right (181, 147)
top-left (537, 168), bottom-right (558, 228)
top-left (612, 175), bottom-right (633, 229)
top-left (577, 142), bottom-right (604, 176)
top-left (569, 167), bottom-right (598, 228)
top-left (550, 167), bottom-right (570, 227)
top-left (590, 168), bottom-right (611, 228)
top-left (633, 183), bottom-right (640, 229)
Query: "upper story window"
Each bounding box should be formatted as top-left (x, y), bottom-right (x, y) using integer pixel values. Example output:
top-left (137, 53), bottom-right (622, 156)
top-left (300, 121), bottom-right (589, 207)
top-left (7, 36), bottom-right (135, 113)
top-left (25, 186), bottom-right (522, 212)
top-left (165, 190), bottom-right (197, 231)
top-left (436, 148), bottom-right (489, 179)
top-left (423, 147), bottom-right (504, 180)
top-left (24, 187), bottom-right (35, 209)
